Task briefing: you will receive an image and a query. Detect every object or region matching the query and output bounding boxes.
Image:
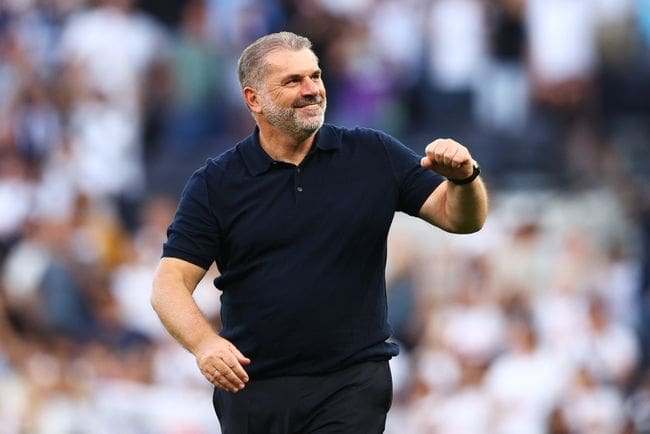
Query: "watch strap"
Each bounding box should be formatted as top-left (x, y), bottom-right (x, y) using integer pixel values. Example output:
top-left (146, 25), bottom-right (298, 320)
top-left (448, 161), bottom-right (481, 185)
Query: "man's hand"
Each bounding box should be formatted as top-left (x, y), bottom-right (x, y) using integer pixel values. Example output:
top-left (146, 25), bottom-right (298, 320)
top-left (420, 138), bottom-right (474, 180)
top-left (195, 335), bottom-right (251, 393)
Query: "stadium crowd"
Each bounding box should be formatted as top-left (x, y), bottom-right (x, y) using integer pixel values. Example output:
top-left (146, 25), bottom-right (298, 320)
top-left (1, 0), bottom-right (650, 432)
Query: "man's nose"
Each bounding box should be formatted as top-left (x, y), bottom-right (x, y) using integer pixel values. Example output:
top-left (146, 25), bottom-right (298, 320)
top-left (300, 77), bottom-right (320, 95)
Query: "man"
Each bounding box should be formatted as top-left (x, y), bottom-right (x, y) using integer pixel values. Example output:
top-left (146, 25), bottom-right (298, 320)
top-left (151, 32), bottom-right (487, 433)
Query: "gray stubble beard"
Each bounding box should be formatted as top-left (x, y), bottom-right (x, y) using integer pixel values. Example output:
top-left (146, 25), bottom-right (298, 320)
top-left (261, 96), bottom-right (327, 142)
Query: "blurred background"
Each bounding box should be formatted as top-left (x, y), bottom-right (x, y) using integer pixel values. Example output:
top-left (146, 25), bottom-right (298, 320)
top-left (0, 0), bottom-right (649, 433)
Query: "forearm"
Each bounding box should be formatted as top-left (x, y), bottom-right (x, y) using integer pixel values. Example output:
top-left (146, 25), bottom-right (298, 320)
top-left (152, 285), bottom-right (217, 353)
top-left (418, 176), bottom-right (488, 233)
top-left (151, 259), bottom-right (217, 354)
top-left (444, 178), bottom-right (488, 233)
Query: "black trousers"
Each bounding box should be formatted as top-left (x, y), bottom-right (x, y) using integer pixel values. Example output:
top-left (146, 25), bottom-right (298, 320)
top-left (213, 360), bottom-right (393, 434)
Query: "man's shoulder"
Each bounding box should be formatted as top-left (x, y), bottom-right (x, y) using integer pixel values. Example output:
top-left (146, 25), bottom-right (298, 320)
top-left (202, 134), bottom-right (253, 174)
top-left (205, 146), bottom-right (240, 170)
top-left (321, 124), bottom-right (398, 153)
top-left (324, 123), bottom-right (390, 141)
top-left (185, 142), bottom-right (248, 193)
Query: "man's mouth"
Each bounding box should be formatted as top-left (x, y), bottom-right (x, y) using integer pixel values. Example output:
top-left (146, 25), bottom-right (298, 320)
top-left (293, 99), bottom-right (323, 109)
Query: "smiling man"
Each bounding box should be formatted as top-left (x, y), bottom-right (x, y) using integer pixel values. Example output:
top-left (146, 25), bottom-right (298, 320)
top-left (151, 32), bottom-right (487, 434)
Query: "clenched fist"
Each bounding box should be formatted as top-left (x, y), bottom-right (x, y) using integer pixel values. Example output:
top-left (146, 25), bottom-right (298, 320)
top-left (420, 138), bottom-right (475, 181)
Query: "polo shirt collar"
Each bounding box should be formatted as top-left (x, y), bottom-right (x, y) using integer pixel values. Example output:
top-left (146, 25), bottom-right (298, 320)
top-left (239, 127), bottom-right (272, 176)
top-left (313, 123), bottom-right (342, 151)
top-left (239, 124), bottom-right (341, 176)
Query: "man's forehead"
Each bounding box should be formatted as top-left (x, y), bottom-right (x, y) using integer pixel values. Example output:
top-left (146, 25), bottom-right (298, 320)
top-left (265, 48), bottom-right (320, 75)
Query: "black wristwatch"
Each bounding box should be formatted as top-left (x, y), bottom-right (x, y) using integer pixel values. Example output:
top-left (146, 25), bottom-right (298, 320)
top-left (448, 161), bottom-right (481, 185)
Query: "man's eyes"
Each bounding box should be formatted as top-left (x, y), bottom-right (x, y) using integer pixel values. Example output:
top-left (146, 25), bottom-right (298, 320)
top-left (283, 74), bottom-right (321, 85)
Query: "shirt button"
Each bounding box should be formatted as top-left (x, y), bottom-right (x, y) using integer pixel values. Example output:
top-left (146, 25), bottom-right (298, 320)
top-left (296, 186), bottom-right (303, 192)
top-left (296, 168), bottom-right (301, 173)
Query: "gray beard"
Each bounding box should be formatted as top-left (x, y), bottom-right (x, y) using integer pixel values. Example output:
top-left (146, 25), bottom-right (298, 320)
top-left (262, 97), bottom-right (326, 141)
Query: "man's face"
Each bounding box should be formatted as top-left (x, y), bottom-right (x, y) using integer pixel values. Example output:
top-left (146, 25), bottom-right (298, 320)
top-left (256, 48), bottom-right (327, 138)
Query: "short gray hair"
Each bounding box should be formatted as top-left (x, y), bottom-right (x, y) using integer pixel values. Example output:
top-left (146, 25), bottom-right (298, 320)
top-left (237, 32), bottom-right (314, 89)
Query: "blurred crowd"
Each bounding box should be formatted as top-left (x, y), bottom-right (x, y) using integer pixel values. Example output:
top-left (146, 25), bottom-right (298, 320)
top-left (0, 0), bottom-right (649, 433)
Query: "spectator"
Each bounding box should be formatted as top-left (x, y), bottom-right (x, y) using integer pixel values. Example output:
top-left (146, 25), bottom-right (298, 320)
top-left (576, 294), bottom-right (640, 388)
top-left (561, 366), bottom-right (626, 434)
top-left (484, 314), bottom-right (572, 434)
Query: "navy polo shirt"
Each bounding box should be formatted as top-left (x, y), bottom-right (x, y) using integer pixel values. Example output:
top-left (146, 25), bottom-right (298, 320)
top-left (163, 123), bottom-right (443, 379)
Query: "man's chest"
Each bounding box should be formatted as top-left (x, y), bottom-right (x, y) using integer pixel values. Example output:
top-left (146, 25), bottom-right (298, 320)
top-left (216, 153), bottom-right (397, 262)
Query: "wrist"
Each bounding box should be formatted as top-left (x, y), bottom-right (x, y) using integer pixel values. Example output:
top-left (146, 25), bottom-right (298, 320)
top-left (189, 330), bottom-right (221, 355)
top-left (447, 161), bottom-right (480, 185)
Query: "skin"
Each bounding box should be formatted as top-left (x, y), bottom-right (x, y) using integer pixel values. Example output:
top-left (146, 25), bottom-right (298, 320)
top-left (151, 46), bottom-right (488, 393)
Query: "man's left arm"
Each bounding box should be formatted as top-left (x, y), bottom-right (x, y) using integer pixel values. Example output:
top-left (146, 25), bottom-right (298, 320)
top-left (418, 138), bottom-right (488, 234)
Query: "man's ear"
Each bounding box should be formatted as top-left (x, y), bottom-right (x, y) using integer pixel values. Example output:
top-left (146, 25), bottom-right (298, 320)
top-left (243, 87), bottom-right (263, 114)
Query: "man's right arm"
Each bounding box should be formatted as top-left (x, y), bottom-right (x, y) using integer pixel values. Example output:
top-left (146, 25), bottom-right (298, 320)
top-left (151, 257), bottom-right (250, 392)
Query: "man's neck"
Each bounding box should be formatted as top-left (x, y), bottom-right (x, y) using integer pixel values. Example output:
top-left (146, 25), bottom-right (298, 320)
top-left (257, 125), bottom-right (316, 166)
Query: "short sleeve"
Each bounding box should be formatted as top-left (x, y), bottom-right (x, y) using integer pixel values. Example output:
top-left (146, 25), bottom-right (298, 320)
top-left (162, 167), bottom-right (222, 269)
top-left (379, 132), bottom-right (444, 216)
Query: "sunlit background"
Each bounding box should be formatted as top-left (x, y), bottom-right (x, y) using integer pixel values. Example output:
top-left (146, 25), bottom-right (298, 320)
top-left (1, 0), bottom-right (649, 433)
